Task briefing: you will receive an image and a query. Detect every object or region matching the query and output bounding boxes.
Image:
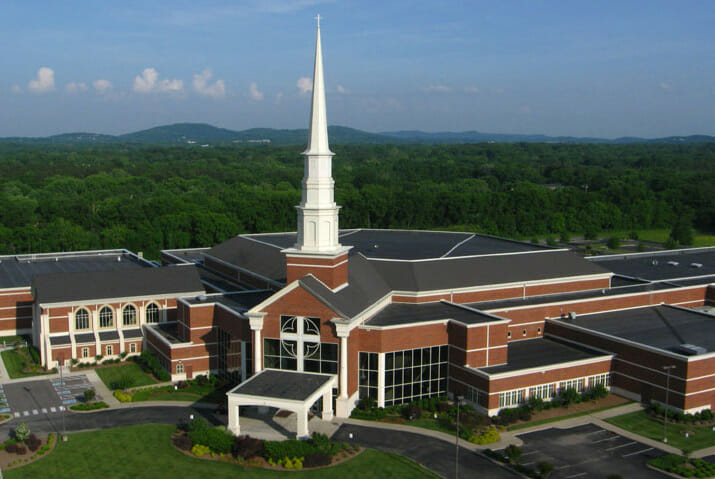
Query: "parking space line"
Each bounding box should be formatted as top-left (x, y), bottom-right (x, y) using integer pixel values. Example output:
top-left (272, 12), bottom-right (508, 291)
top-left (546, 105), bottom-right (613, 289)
top-left (587, 429), bottom-right (607, 436)
top-left (564, 473), bottom-right (588, 478)
top-left (592, 436), bottom-right (619, 444)
top-left (606, 441), bottom-right (636, 451)
top-left (622, 447), bottom-right (653, 457)
top-left (520, 451), bottom-right (539, 457)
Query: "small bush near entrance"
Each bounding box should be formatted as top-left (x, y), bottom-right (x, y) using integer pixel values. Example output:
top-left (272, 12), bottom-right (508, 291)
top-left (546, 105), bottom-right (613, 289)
top-left (303, 452), bottom-right (332, 468)
top-left (172, 434), bottom-right (192, 451)
top-left (649, 454), bottom-right (715, 477)
top-left (231, 436), bottom-right (265, 459)
top-left (187, 418), bottom-right (233, 454)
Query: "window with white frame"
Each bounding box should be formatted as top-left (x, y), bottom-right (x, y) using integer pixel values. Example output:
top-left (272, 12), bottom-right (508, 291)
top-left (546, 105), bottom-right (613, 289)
top-left (467, 385), bottom-right (486, 406)
top-left (498, 389), bottom-right (525, 408)
top-left (264, 315), bottom-right (335, 373)
top-left (130, 343), bottom-right (136, 353)
top-left (75, 308), bottom-right (90, 330)
top-left (588, 373), bottom-right (610, 388)
top-left (123, 305), bottom-right (137, 326)
top-left (559, 378), bottom-right (585, 393)
top-left (106, 345), bottom-right (113, 356)
top-left (99, 307), bottom-right (114, 328)
top-left (529, 383), bottom-right (556, 400)
top-left (177, 363), bottom-right (184, 374)
top-left (145, 303), bottom-right (160, 323)
top-left (82, 347), bottom-right (89, 358)
top-left (384, 345), bottom-right (448, 406)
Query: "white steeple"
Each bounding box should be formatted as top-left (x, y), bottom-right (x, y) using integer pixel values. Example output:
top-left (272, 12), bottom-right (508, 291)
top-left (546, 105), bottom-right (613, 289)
top-left (290, 16), bottom-right (348, 255)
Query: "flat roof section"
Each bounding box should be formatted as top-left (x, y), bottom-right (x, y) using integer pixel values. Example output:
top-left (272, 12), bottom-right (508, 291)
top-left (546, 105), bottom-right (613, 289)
top-left (184, 290), bottom-right (274, 312)
top-left (478, 337), bottom-right (608, 375)
top-left (0, 250), bottom-right (149, 289)
top-left (246, 228), bottom-right (548, 261)
top-left (365, 301), bottom-right (503, 327)
top-left (564, 305), bottom-right (715, 355)
top-left (590, 249), bottom-right (715, 281)
top-left (228, 370), bottom-right (334, 402)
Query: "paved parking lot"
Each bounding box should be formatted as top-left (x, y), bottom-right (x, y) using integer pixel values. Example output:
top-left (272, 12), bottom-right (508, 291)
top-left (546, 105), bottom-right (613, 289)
top-left (3, 374), bottom-right (97, 419)
top-left (513, 424), bottom-right (668, 478)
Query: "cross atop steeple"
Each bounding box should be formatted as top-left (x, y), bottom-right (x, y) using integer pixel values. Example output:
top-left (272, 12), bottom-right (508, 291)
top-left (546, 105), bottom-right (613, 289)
top-left (314, 13), bottom-right (322, 28)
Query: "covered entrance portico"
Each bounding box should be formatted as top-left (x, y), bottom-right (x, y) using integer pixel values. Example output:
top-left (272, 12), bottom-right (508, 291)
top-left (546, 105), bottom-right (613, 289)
top-left (227, 370), bottom-right (336, 439)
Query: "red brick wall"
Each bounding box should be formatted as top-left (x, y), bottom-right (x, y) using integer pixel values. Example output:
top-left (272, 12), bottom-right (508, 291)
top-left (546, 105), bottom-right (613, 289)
top-left (0, 289), bottom-right (33, 333)
top-left (285, 254), bottom-right (349, 290)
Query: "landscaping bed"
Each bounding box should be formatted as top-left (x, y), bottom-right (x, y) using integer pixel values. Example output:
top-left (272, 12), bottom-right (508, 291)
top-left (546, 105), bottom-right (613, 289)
top-left (115, 374), bottom-right (231, 403)
top-left (70, 401), bottom-right (109, 412)
top-left (649, 454), bottom-right (715, 478)
top-left (172, 417), bottom-right (362, 470)
top-left (0, 424), bottom-right (55, 470)
top-left (1, 347), bottom-right (55, 379)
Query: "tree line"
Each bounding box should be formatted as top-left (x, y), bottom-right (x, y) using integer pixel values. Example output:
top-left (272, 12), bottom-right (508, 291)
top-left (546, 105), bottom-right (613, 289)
top-left (0, 142), bottom-right (712, 258)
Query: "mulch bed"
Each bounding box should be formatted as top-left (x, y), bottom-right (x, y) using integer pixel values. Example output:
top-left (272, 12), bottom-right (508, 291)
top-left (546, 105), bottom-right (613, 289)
top-left (171, 430), bottom-right (363, 471)
top-left (510, 394), bottom-right (630, 426)
top-left (0, 435), bottom-right (56, 470)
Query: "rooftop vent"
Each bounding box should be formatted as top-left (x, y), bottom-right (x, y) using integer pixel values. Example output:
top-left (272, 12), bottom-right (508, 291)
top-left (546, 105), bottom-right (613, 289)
top-left (667, 261), bottom-right (679, 266)
top-left (568, 311), bottom-right (577, 320)
top-left (677, 344), bottom-right (707, 356)
top-left (117, 256), bottom-right (122, 262)
top-left (690, 263), bottom-right (703, 268)
top-left (651, 260), bottom-right (659, 266)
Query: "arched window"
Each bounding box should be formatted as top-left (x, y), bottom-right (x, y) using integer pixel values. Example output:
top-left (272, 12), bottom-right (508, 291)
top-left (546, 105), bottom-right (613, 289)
top-left (99, 306), bottom-right (114, 328)
top-left (75, 309), bottom-right (90, 330)
top-left (145, 303), bottom-right (160, 323)
top-left (123, 305), bottom-right (137, 326)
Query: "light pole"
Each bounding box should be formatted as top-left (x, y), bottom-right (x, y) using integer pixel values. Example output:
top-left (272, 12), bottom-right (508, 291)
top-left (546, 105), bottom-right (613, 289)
top-left (59, 355), bottom-right (66, 440)
top-left (455, 395), bottom-right (464, 479)
top-left (662, 365), bottom-right (676, 443)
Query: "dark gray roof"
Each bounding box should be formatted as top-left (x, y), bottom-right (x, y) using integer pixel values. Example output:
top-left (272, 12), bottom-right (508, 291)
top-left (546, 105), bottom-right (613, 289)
top-left (562, 305), bottom-right (715, 354)
top-left (148, 322), bottom-right (184, 344)
top-left (122, 329), bottom-right (143, 339)
top-left (49, 335), bottom-right (71, 346)
top-left (74, 333), bottom-right (95, 344)
top-left (370, 250), bottom-right (610, 292)
top-left (365, 301), bottom-right (504, 327)
top-left (98, 330), bottom-right (120, 341)
top-left (33, 265), bottom-right (204, 304)
top-left (246, 229), bottom-right (548, 261)
top-left (228, 370), bottom-right (334, 401)
top-left (205, 235), bottom-right (286, 283)
top-left (184, 290), bottom-right (274, 312)
top-left (479, 338), bottom-right (608, 375)
top-left (0, 251), bottom-right (148, 289)
top-left (590, 249), bottom-right (715, 281)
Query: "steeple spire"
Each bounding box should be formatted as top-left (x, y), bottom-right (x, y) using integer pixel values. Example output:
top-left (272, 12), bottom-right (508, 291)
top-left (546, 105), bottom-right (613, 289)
top-left (304, 15), bottom-right (333, 157)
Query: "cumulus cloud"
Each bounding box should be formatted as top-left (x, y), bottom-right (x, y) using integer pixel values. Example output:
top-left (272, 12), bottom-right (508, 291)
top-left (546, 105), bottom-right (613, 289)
top-left (11, 84), bottom-right (22, 93)
top-left (192, 69), bottom-right (225, 98)
top-left (93, 79), bottom-right (112, 94)
top-left (336, 84), bottom-right (349, 94)
top-left (28, 67), bottom-right (56, 93)
top-left (297, 77), bottom-right (312, 94)
top-left (248, 82), bottom-right (264, 101)
top-left (133, 67), bottom-right (183, 93)
top-left (425, 84), bottom-right (450, 93)
top-left (65, 82), bottom-right (88, 94)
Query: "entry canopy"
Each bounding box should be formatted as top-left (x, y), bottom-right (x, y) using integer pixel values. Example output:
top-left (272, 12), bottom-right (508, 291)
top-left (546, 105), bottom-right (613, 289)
top-left (226, 369), bottom-right (337, 439)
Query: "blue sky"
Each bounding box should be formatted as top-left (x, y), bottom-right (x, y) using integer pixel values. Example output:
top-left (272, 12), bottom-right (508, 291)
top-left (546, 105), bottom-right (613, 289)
top-left (1, 0), bottom-right (714, 138)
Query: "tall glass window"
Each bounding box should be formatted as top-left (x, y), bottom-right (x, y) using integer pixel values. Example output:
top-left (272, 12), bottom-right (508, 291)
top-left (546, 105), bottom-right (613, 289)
top-left (75, 308), bottom-right (90, 330)
top-left (99, 306), bottom-right (114, 328)
top-left (145, 303), bottom-right (160, 323)
top-left (122, 305), bottom-right (137, 326)
top-left (358, 352), bottom-right (378, 400)
top-left (384, 345), bottom-right (448, 406)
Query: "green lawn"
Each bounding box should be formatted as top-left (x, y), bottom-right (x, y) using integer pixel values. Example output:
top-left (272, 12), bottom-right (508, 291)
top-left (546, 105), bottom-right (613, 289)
top-left (5, 424), bottom-right (438, 479)
top-left (95, 363), bottom-right (157, 389)
top-left (131, 382), bottom-right (227, 403)
top-left (605, 411), bottom-right (715, 454)
top-left (1, 348), bottom-right (55, 379)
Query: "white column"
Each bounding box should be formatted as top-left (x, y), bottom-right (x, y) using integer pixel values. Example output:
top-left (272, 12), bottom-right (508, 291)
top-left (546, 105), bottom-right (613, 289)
top-left (253, 329), bottom-right (262, 373)
top-left (296, 406), bottom-right (310, 439)
top-left (377, 352), bottom-right (386, 408)
top-left (322, 389), bottom-right (334, 421)
top-left (240, 341), bottom-right (247, 381)
top-left (228, 400), bottom-right (240, 435)
top-left (339, 335), bottom-right (348, 398)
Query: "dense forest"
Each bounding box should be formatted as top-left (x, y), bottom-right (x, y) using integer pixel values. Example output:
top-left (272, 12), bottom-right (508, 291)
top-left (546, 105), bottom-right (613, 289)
top-left (0, 142), bottom-right (713, 259)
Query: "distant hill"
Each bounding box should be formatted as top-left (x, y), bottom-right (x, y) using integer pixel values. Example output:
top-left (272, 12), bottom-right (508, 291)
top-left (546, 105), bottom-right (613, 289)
top-left (1, 123), bottom-right (713, 146)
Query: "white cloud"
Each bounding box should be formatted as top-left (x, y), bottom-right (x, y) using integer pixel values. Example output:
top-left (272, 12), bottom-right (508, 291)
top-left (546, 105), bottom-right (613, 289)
top-left (133, 67), bottom-right (183, 93)
top-left (192, 69), bottom-right (225, 98)
top-left (11, 84), bottom-right (22, 93)
top-left (248, 82), bottom-right (264, 101)
top-left (425, 84), bottom-right (450, 93)
top-left (93, 79), bottom-right (112, 94)
top-left (28, 67), bottom-right (56, 93)
top-left (297, 77), bottom-right (312, 94)
top-left (274, 92), bottom-right (284, 104)
top-left (65, 82), bottom-right (88, 94)
top-left (464, 86), bottom-right (479, 94)
top-left (336, 84), bottom-right (349, 94)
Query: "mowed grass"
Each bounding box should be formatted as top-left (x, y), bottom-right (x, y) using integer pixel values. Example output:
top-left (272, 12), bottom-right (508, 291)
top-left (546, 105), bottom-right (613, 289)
top-left (605, 411), bottom-right (715, 454)
top-left (5, 424), bottom-right (439, 479)
top-left (1, 348), bottom-right (55, 379)
top-left (95, 363), bottom-right (157, 389)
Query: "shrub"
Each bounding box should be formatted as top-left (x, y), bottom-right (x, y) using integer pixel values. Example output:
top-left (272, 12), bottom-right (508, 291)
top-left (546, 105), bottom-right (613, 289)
top-left (15, 445), bottom-right (27, 455)
top-left (470, 426), bottom-right (500, 445)
top-left (28, 346), bottom-right (41, 364)
top-left (559, 388), bottom-right (580, 406)
top-left (188, 427), bottom-right (234, 454)
top-left (113, 390), bottom-right (133, 402)
top-left (15, 423), bottom-right (30, 441)
top-left (26, 434), bottom-right (41, 452)
top-left (401, 404), bottom-right (421, 420)
top-left (304, 451), bottom-right (332, 468)
top-left (264, 440), bottom-right (317, 462)
top-left (172, 434), bottom-right (192, 451)
top-left (83, 389), bottom-right (96, 403)
top-left (191, 444), bottom-right (211, 457)
top-left (537, 461), bottom-right (554, 478)
top-left (231, 436), bottom-right (265, 459)
top-left (607, 236), bottom-right (621, 249)
top-left (5, 443), bottom-right (18, 453)
top-left (504, 444), bottom-right (522, 464)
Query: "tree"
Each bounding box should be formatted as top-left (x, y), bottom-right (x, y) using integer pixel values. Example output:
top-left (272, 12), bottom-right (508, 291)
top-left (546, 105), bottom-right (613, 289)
top-left (537, 461), bottom-right (554, 478)
top-left (15, 423), bottom-right (30, 441)
top-left (504, 444), bottom-right (522, 464)
top-left (670, 215), bottom-right (694, 246)
top-left (607, 236), bottom-right (620, 250)
top-left (83, 388), bottom-right (96, 403)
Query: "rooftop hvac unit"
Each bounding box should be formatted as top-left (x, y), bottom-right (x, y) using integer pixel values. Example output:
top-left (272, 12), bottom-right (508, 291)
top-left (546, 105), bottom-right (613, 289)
top-left (667, 261), bottom-right (679, 266)
top-left (677, 344), bottom-right (707, 356)
top-left (690, 263), bottom-right (703, 268)
top-left (568, 311), bottom-right (577, 320)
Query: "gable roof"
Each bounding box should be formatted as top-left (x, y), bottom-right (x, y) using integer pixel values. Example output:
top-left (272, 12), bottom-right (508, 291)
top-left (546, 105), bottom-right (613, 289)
top-left (205, 235), bottom-right (285, 283)
top-left (33, 265), bottom-right (205, 304)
